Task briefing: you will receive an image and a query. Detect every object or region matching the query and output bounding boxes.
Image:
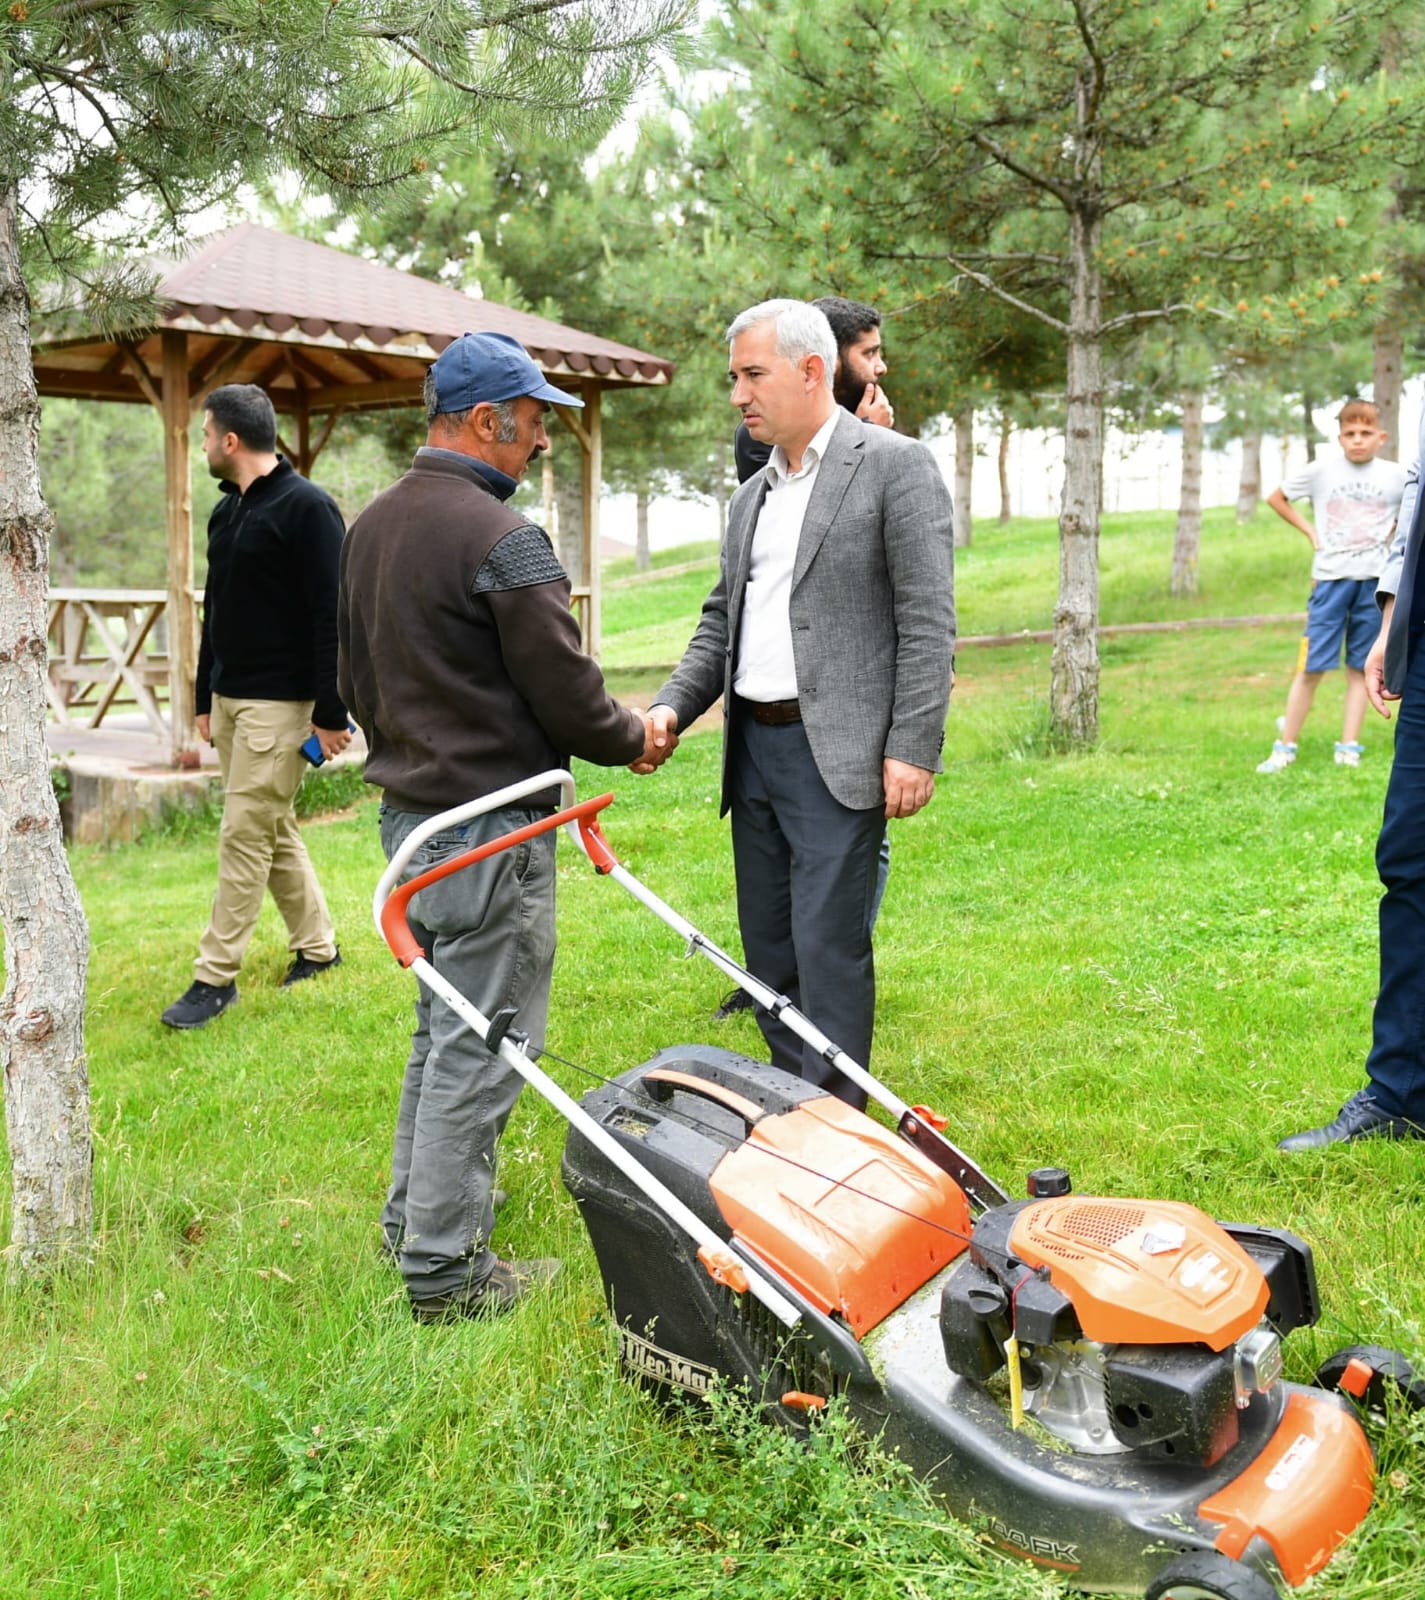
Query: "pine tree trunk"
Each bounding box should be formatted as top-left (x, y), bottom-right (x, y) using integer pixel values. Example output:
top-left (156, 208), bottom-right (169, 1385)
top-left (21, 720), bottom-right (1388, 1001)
top-left (0, 186), bottom-right (93, 1273)
top-left (714, 435), bottom-right (730, 544)
top-left (553, 467), bottom-right (584, 581)
top-left (1171, 388), bottom-right (1204, 597)
top-left (1236, 426), bottom-right (1263, 522)
top-left (1303, 393), bottom-right (1317, 463)
top-left (953, 402), bottom-right (973, 549)
top-left (1051, 204), bottom-right (1103, 749)
top-left (1374, 323), bottom-right (1404, 463)
top-left (997, 413), bottom-right (1012, 524)
top-left (635, 488), bottom-right (650, 572)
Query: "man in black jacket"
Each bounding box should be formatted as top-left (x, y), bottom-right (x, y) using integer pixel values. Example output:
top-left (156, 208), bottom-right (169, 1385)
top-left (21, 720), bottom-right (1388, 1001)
top-left (161, 384), bottom-right (350, 1030)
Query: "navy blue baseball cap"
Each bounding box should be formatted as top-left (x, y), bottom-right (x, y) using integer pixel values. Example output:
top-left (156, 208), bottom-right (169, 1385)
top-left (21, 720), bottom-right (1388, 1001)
top-left (429, 332), bottom-right (583, 413)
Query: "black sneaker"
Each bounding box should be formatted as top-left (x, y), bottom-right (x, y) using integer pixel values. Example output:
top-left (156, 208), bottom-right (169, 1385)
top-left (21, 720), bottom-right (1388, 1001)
top-left (410, 1257), bottom-right (561, 1323)
top-left (712, 987), bottom-right (756, 1019)
top-left (161, 980), bottom-right (238, 1030)
top-left (282, 948), bottom-right (342, 987)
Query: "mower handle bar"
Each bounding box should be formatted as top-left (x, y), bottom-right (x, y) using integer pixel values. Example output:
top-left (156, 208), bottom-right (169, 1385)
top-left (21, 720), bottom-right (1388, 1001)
top-left (370, 768), bottom-right (819, 1338)
top-left (374, 771), bottom-right (1007, 1208)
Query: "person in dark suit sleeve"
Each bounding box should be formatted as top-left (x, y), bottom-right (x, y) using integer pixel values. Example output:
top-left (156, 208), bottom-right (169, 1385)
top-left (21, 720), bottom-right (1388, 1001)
top-left (635, 299), bottom-right (955, 1106)
top-left (1280, 406), bottom-right (1425, 1148)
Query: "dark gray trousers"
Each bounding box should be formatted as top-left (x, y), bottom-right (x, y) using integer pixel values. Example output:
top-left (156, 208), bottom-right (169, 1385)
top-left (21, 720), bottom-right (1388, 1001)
top-left (730, 717), bottom-right (885, 1108)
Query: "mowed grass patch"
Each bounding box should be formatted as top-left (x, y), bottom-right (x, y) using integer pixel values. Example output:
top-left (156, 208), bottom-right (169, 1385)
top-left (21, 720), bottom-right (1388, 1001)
top-left (4, 599), bottom-right (1424, 1595)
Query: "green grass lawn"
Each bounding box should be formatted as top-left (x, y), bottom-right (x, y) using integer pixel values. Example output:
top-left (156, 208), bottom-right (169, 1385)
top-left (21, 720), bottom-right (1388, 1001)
top-left (5, 507), bottom-right (1424, 1598)
top-left (600, 503), bottom-right (1313, 673)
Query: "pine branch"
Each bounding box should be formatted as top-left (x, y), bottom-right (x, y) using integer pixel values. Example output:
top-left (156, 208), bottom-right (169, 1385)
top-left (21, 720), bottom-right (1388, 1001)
top-left (938, 255), bottom-right (1070, 334)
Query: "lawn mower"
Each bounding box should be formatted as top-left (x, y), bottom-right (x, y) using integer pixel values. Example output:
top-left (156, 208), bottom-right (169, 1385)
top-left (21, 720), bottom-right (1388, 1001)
top-left (374, 771), bottom-right (1422, 1600)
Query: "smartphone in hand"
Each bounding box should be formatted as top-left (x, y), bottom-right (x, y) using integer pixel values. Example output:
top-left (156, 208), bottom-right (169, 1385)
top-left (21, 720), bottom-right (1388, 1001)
top-left (300, 720), bottom-right (356, 767)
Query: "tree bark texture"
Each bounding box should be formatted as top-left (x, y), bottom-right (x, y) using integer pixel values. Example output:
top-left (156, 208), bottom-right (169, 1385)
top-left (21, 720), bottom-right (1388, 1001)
top-left (1236, 426), bottom-right (1263, 522)
top-left (552, 464), bottom-right (584, 582)
top-left (1374, 322), bottom-right (1403, 463)
top-left (1171, 388), bottom-right (1204, 598)
top-left (953, 402), bottom-right (973, 549)
top-left (1051, 205), bottom-right (1103, 749)
top-left (635, 488), bottom-right (650, 572)
top-left (998, 413), bottom-right (1012, 524)
top-left (0, 187), bottom-right (93, 1272)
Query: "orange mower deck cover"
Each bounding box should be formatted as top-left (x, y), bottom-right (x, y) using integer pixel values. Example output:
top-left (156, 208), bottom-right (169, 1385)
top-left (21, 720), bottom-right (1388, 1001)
top-left (708, 1094), bottom-right (972, 1337)
top-left (1009, 1197), bottom-right (1270, 1349)
top-left (1198, 1389), bottom-right (1375, 1585)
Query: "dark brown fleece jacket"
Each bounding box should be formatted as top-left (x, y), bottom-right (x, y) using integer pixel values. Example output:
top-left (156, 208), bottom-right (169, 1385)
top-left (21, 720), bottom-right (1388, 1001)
top-left (338, 452), bottom-right (642, 812)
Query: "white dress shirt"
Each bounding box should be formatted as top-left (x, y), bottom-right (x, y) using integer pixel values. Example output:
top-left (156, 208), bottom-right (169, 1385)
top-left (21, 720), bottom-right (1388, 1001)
top-left (734, 409), bottom-right (840, 703)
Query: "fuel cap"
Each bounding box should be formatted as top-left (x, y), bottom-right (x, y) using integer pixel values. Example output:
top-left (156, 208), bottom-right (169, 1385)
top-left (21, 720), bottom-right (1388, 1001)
top-left (1027, 1166), bottom-right (1072, 1198)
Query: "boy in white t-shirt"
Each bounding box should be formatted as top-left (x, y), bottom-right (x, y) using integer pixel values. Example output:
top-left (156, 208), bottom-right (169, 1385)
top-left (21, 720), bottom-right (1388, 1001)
top-left (1257, 397), bottom-right (1406, 772)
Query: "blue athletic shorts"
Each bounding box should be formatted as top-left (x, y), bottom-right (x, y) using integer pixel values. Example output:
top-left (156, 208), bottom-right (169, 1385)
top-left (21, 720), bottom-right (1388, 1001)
top-left (1299, 577), bottom-right (1380, 674)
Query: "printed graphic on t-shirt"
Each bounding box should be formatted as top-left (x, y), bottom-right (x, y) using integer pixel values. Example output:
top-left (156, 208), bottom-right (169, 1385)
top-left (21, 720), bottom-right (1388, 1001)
top-left (1324, 485), bottom-right (1399, 552)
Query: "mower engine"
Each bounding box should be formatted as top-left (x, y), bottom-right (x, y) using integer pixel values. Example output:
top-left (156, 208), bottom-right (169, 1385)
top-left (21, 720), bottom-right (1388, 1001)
top-left (564, 1046), bottom-right (1375, 1597)
top-left (940, 1187), bottom-right (1318, 1467)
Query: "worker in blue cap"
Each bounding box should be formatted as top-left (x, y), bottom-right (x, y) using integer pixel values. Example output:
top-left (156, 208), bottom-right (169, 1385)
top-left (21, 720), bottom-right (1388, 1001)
top-left (338, 333), bottom-right (664, 1322)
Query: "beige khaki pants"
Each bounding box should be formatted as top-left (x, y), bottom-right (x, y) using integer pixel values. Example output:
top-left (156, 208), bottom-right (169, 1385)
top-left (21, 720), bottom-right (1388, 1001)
top-left (195, 695), bottom-right (336, 985)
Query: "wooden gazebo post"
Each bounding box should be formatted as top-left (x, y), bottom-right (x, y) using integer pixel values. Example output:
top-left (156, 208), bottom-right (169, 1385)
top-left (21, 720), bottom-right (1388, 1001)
top-left (161, 330), bottom-right (198, 758)
top-left (582, 381), bottom-right (603, 659)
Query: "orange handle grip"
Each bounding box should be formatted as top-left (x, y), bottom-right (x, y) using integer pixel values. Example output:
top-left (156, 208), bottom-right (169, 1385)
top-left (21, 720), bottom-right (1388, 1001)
top-left (380, 792), bottom-right (617, 967)
top-left (644, 1069), bottom-right (766, 1129)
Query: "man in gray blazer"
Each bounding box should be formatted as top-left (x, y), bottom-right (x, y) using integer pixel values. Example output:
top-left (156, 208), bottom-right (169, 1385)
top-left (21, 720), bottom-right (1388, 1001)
top-left (639, 299), bottom-right (955, 1105)
top-left (1280, 404), bottom-right (1425, 1149)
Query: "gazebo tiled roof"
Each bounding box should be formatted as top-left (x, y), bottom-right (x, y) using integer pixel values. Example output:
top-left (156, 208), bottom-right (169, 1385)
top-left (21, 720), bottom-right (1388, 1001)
top-left (32, 221), bottom-right (674, 411)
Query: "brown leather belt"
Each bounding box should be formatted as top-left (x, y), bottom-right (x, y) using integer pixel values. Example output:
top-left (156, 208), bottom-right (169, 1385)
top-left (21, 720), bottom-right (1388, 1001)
top-left (736, 695), bottom-right (802, 726)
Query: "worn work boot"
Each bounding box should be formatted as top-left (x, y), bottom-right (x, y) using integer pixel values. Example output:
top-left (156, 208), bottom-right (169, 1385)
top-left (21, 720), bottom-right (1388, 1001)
top-left (410, 1257), bottom-right (562, 1323)
top-left (161, 980), bottom-right (239, 1030)
top-left (282, 948), bottom-right (342, 986)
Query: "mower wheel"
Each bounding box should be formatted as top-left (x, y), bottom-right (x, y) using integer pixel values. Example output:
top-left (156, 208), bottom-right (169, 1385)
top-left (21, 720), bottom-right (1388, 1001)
top-left (1314, 1344), bottom-right (1425, 1417)
top-left (1144, 1551), bottom-right (1280, 1600)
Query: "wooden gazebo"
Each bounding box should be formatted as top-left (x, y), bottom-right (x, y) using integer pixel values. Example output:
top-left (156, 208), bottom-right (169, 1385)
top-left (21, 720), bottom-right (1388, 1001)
top-left (32, 222), bottom-right (674, 758)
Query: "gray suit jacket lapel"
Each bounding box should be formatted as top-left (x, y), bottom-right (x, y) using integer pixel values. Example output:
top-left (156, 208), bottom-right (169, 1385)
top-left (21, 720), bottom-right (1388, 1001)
top-left (793, 415), bottom-right (863, 589)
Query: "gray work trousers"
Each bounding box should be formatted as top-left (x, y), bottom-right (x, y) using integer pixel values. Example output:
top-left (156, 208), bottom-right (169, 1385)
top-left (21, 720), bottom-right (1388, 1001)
top-left (378, 804), bottom-right (556, 1300)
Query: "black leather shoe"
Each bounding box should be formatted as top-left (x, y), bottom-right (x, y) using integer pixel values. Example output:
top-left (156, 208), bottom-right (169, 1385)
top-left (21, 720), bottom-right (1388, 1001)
top-left (1278, 1088), bottom-right (1425, 1151)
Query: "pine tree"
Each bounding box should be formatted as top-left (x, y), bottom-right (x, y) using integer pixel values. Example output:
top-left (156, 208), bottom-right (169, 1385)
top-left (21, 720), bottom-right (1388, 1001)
top-left (703, 0), bottom-right (1425, 746)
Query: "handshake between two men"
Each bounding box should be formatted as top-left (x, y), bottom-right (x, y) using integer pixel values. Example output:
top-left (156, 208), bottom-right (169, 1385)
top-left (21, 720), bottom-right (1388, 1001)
top-left (630, 706), bottom-right (679, 776)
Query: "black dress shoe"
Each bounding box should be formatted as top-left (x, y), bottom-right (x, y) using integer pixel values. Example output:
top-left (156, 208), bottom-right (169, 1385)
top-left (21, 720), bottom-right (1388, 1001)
top-left (712, 987), bottom-right (756, 1020)
top-left (1278, 1088), bottom-right (1425, 1152)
